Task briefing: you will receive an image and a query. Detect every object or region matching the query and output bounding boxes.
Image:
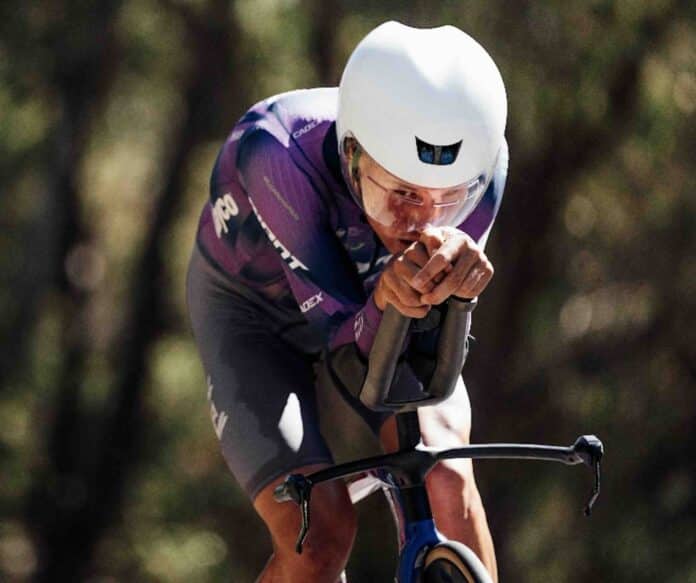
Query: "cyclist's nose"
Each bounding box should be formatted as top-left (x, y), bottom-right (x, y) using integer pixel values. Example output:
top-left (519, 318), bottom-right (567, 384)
top-left (395, 212), bottom-right (434, 233)
top-left (399, 200), bottom-right (438, 232)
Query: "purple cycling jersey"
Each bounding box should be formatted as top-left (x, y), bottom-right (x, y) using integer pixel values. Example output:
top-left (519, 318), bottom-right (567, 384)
top-left (195, 88), bottom-right (507, 356)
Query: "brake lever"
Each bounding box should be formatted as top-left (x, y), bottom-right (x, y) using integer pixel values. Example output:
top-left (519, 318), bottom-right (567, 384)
top-left (584, 459), bottom-right (601, 516)
top-left (571, 435), bottom-right (604, 517)
top-left (273, 474), bottom-right (313, 553)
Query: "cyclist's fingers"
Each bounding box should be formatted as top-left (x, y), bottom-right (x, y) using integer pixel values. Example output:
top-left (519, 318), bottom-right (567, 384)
top-left (419, 226), bottom-right (449, 256)
top-left (411, 253), bottom-right (451, 293)
top-left (392, 254), bottom-right (422, 282)
top-left (423, 227), bottom-right (474, 263)
top-left (383, 286), bottom-right (430, 318)
top-left (412, 231), bottom-right (472, 293)
top-left (403, 241), bottom-right (430, 269)
top-left (421, 253), bottom-right (479, 305)
top-left (390, 273), bottom-right (429, 308)
top-left (457, 260), bottom-right (494, 299)
top-left (394, 257), bottom-right (443, 296)
top-left (420, 273), bottom-right (459, 305)
top-left (384, 268), bottom-right (432, 310)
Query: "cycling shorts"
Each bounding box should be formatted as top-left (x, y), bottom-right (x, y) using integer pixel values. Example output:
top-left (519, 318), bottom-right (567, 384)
top-left (186, 244), bottom-right (391, 499)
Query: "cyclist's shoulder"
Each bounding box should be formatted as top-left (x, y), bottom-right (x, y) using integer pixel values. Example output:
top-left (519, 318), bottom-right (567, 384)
top-left (265, 86), bottom-right (338, 133)
top-left (489, 137), bottom-right (508, 201)
top-left (456, 137), bottom-right (508, 242)
top-left (232, 87), bottom-right (338, 160)
top-left (211, 88), bottom-right (339, 194)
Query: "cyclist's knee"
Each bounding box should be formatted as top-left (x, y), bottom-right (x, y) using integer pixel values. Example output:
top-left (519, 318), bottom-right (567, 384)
top-left (286, 486), bottom-right (356, 563)
top-left (255, 470), bottom-right (357, 576)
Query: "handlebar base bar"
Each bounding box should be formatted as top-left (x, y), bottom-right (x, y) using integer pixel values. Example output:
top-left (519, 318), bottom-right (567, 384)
top-left (273, 435), bottom-right (604, 552)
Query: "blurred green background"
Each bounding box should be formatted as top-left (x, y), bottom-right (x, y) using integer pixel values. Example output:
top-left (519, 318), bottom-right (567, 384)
top-left (1, 0), bottom-right (695, 581)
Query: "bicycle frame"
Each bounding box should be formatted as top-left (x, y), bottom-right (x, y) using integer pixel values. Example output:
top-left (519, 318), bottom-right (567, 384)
top-left (275, 410), bottom-right (603, 581)
top-left (275, 305), bottom-right (602, 579)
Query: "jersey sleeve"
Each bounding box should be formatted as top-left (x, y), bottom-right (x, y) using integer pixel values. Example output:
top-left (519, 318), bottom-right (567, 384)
top-left (236, 127), bottom-right (386, 356)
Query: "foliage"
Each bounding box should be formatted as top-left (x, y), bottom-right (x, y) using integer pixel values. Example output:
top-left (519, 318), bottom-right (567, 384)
top-left (0, 0), bottom-right (694, 580)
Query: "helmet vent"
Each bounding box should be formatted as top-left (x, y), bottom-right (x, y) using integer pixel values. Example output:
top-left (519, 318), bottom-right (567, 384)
top-left (415, 137), bottom-right (462, 166)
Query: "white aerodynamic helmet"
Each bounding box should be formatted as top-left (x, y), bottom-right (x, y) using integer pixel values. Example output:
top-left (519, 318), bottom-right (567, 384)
top-left (337, 21), bottom-right (507, 227)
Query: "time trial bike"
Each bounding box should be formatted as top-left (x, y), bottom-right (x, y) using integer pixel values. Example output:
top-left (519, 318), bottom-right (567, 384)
top-left (275, 302), bottom-right (603, 582)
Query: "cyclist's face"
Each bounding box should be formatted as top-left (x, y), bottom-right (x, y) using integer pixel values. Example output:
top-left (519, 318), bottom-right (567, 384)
top-left (356, 151), bottom-right (470, 247)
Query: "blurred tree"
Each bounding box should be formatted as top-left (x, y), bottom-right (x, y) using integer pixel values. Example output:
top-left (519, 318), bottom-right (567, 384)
top-left (7, 0), bottom-right (247, 580)
top-left (0, 0), bottom-right (694, 581)
top-left (305, 0), bottom-right (343, 84)
top-left (467, 1), bottom-right (696, 581)
top-left (0, 1), bottom-right (125, 578)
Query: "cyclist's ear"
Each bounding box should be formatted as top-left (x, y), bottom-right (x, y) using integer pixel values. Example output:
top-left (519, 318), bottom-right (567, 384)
top-left (346, 138), bottom-right (363, 186)
top-left (342, 135), bottom-right (358, 156)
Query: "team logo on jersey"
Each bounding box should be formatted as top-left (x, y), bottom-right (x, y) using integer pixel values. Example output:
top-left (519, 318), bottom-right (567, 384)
top-left (212, 193), bottom-right (240, 238)
top-left (354, 310), bottom-right (365, 340)
top-left (263, 176), bottom-right (299, 221)
top-left (299, 292), bottom-right (323, 313)
top-left (292, 120), bottom-right (320, 139)
top-left (207, 376), bottom-right (229, 439)
top-left (248, 198), bottom-right (309, 271)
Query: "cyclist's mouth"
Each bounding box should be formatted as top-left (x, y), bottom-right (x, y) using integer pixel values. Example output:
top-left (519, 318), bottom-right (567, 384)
top-left (372, 223), bottom-right (420, 254)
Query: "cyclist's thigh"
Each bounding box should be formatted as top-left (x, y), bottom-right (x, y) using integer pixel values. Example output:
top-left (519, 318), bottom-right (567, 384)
top-left (419, 375), bottom-right (472, 446)
top-left (187, 247), bottom-right (333, 499)
top-left (379, 376), bottom-right (472, 452)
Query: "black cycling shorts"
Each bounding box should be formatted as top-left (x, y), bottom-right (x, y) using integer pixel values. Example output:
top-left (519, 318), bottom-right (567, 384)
top-left (186, 245), bottom-right (390, 499)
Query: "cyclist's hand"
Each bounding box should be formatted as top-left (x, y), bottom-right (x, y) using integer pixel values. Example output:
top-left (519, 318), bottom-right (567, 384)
top-left (374, 242), bottom-right (434, 318)
top-left (411, 226), bottom-right (494, 304)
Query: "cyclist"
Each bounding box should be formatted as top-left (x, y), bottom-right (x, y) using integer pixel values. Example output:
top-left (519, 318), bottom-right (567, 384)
top-left (187, 20), bottom-right (507, 582)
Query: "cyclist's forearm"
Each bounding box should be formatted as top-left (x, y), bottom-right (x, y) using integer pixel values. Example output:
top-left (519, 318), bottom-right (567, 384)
top-left (328, 292), bottom-right (386, 356)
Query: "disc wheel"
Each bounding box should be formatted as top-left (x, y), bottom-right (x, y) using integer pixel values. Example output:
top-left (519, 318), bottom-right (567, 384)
top-left (422, 541), bottom-right (493, 583)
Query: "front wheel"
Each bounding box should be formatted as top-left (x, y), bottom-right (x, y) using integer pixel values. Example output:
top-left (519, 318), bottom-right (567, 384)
top-left (422, 541), bottom-right (493, 583)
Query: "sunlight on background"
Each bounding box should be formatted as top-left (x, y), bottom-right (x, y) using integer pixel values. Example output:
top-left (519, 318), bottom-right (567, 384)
top-left (564, 194), bottom-right (597, 239)
top-left (1, 1), bottom-right (694, 581)
top-left (673, 71), bottom-right (696, 113)
top-left (135, 528), bottom-right (228, 582)
top-left (0, 522), bottom-right (37, 580)
top-left (510, 484), bottom-right (583, 582)
top-left (559, 283), bottom-right (655, 339)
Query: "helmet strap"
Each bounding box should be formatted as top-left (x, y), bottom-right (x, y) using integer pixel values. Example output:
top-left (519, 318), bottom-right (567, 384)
top-left (341, 136), bottom-right (363, 195)
top-left (350, 143), bottom-right (362, 185)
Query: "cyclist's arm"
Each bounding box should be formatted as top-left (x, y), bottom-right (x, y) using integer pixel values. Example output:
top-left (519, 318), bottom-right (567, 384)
top-left (409, 139), bottom-right (508, 359)
top-left (236, 127), bottom-right (389, 357)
